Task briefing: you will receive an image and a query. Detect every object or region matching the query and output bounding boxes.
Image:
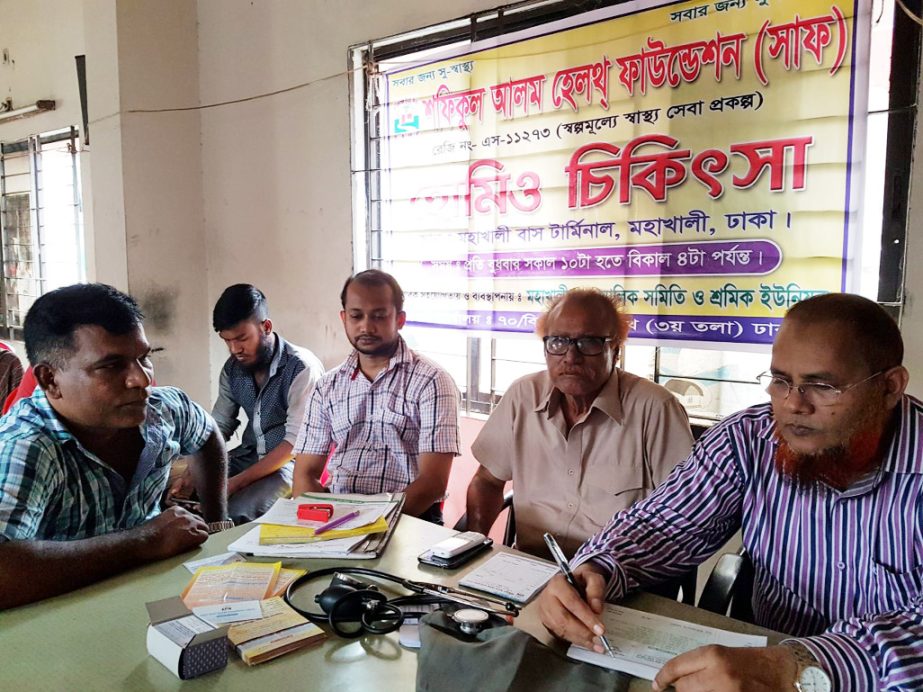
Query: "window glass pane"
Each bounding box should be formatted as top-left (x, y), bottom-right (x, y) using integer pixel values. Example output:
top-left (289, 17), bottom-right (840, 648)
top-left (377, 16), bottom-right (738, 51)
top-left (622, 343), bottom-right (655, 382)
top-left (0, 132), bottom-right (83, 338)
top-left (657, 348), bottom-right (769, 419)
top-left (493, 334), bottom-right (544, 395)
top-left (1, 193), bottom-right (34, 328)
top-left (403, 326), bottom-right (469, 390)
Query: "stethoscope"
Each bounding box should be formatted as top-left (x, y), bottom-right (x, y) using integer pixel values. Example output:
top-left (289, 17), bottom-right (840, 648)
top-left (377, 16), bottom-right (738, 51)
top-left (284, 567), bottom-right (519, 639)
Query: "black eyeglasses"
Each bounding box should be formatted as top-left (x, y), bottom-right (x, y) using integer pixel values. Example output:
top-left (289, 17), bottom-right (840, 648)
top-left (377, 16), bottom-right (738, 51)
top-left (543, 335), bottom-right (613, 356)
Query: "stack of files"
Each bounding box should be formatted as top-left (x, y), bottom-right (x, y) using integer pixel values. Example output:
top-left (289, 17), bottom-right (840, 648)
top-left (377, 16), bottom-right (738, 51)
top-left (254, 496), bottom-right (392, 545)
top-left (228, 492), bottom-right (405, 559)
top-left (228, 597), bottom-right (326, 666)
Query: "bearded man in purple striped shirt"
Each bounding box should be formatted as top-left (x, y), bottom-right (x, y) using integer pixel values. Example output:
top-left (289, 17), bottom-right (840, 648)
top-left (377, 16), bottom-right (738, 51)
top-left (540, 293), bottom-right (922, 691)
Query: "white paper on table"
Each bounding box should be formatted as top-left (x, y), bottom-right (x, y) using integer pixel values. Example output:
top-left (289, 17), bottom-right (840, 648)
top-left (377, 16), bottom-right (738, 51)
top-left (227, 526), bottom-right (367, 557)
top-left (567, 604), bottom-right (768, 680)
top-left (252, 498), bottom-right (392, 530)
top-left (192, 600), bottom-right (263, 626)
top-left (459, 552), bottom-right (558, 603)
top-left (183, 551), bottom-right (245, 573)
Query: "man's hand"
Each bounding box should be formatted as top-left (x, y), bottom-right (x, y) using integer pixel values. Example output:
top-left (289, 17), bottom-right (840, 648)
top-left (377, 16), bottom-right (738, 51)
top-left (652, 644), bottom-right (798, 692)
top-left (539, 562), bottom-right (609, 653)
top-left (0, 506), bottom-right (211, 609)
top-left (137, 506), bottom-right (209, 561)
top-left (292, 453), bottom-right (329, 497)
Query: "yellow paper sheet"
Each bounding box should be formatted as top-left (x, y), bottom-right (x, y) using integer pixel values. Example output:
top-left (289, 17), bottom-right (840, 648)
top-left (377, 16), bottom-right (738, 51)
top-left (181, 561), bottom-right (282, 609)
top-left (227, 596), bottom-right (309, 646)
top-left (258, 517), bottom-right (389, 545)
top-left (268, 568), bottom-right (307, 598)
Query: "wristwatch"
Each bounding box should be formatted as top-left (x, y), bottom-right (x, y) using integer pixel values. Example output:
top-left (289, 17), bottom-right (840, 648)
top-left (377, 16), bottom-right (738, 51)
top-left (207, 519), bottom-right (235, 534)
top-left (783, 642), bottom-right (832, 692)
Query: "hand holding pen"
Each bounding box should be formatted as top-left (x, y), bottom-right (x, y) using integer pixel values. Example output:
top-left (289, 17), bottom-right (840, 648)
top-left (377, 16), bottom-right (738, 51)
top-left (542, 532), bottom-right (615, 658)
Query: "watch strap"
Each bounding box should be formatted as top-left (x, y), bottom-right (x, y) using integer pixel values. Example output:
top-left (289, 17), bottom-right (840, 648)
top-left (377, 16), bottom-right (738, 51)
top-left (782, 641), bottom-right (832, 691)
top-left (207, 519), bottom-right (235, 534)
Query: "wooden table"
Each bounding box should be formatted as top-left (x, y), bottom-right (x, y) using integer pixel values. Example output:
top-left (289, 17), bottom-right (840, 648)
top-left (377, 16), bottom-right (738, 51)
top-left (0, 517), bottom-right (780, 691)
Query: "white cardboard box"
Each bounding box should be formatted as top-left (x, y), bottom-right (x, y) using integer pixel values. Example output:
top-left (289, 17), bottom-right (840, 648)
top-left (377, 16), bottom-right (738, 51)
top-left (146, 596), bottom-right (229, 680)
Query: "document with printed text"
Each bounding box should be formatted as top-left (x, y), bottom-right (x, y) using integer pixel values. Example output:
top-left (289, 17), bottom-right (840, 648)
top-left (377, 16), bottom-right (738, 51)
top-left (459, 552), bottom-right (558, 603)
top-left (567, 604), bottom-right (768, 680)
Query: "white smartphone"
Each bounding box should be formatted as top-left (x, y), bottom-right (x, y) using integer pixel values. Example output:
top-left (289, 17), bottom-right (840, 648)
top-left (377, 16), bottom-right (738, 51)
top-left (430, 531), bottom-right (488, 559)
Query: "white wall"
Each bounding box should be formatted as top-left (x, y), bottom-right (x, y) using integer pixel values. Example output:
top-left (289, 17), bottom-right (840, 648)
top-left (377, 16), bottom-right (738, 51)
top-left (0, 0), bottom-right (84, 143)
top-left (195, 0), bottom-right (505, 395)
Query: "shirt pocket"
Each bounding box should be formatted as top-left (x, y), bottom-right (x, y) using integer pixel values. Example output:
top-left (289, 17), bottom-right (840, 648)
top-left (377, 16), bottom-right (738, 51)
top-left (871, 558), bottom-right (923, 610)
top-left (381, 406), bottom-right (414, 443)
top-left (604, 459), bottom-right (647, 497)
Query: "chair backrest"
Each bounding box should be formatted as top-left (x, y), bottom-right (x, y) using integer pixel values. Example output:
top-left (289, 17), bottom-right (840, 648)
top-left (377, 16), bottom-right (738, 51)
top-left (0, 352), bottom-right (24, 412)
top-left (500, 489), bottom-right (515, 546)
top-left (642, 569), bottom-right (697, 605)
top-left (697, 548), bottom-right (755, 622)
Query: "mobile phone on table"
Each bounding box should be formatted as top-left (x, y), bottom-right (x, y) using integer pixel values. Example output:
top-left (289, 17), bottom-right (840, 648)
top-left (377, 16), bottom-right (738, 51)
top-left (418, 536), bottom-right (493, 569)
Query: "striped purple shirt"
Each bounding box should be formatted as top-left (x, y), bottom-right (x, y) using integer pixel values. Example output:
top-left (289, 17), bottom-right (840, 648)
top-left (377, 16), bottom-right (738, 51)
top-left (574, 397), bottom-right (923, 691)
top-left (294, 337), bottom-right (460, 494)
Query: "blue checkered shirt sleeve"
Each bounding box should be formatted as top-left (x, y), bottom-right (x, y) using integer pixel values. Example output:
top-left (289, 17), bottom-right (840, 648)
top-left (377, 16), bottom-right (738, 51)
top-left (0, 433), bottom-right (57, 541)
top-left (157, 386), bottom-right (214, 455)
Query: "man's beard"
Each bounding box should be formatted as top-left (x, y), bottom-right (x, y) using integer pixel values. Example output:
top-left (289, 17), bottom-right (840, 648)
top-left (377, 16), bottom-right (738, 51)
top-left (241, 334), bottom-right (274, 372)
top-left (773, 408), bottom-right (890, 490)
top-left (350, 334), bottom-right (399, 359)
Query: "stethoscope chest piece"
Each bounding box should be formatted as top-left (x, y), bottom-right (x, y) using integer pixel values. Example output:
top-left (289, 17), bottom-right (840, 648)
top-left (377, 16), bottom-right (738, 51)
top-left (450, 607), bottom-right (491, 635)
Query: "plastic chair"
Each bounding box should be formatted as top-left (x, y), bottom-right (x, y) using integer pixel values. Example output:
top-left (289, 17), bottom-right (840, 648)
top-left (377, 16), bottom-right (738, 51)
top-left (453, 489), bottom-right (515, 546)
top-left (697, 548), bottom-right (755, 623)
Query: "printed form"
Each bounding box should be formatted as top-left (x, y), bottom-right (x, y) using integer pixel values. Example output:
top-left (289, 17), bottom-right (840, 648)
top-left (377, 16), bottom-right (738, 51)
top-left (568, 603), bottom-right (768, 680)
top-left (459, 552), bottom-right (558, 603)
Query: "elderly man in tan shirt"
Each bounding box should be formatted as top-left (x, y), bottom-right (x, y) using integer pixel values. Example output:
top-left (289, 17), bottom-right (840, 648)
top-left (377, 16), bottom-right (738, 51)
top-left (465, 288), bottom-right (694, 559)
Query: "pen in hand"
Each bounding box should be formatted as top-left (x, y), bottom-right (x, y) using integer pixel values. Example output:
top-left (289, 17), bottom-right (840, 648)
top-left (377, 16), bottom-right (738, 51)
top-left (543, 532), bottom-right (616, 658)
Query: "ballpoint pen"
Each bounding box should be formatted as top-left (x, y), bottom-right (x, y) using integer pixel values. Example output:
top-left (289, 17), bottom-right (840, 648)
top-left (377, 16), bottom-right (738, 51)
top-left (314, 509), bottom-right (362, 535)
top-left (544, 532), bottom-right (616, 658)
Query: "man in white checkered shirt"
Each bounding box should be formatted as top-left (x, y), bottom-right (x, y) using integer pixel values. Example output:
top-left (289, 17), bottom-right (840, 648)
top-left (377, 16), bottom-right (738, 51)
top-left (292, 270), bottom-right (460, 523)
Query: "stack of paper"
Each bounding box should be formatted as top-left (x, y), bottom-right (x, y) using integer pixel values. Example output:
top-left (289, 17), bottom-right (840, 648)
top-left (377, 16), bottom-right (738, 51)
top-left (229, 492), bottom-right (405, 559)
top-left (567, 604), bottom-right (768, 680)
top-left (228, 597), bottom-right (326, 665)
top-left (180, 562), bottom-right (305, 608)
top-left (253, 497), bottom-right (393, 544)
top-left (258, 518), bottom-right (389, 544)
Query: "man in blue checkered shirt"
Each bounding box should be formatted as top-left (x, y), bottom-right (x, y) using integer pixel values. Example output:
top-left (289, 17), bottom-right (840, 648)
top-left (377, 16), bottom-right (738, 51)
top-left (0, 284), bottom-right (229, 609)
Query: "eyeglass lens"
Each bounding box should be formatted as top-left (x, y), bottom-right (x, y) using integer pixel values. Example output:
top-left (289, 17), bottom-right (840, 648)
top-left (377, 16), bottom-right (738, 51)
top-left (545, 336), bottom-right (606, 356)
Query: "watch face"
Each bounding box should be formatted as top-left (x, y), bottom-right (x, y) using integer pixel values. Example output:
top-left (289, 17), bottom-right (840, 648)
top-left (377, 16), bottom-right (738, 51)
top-left (799, 666), bottom-right (832, 692)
